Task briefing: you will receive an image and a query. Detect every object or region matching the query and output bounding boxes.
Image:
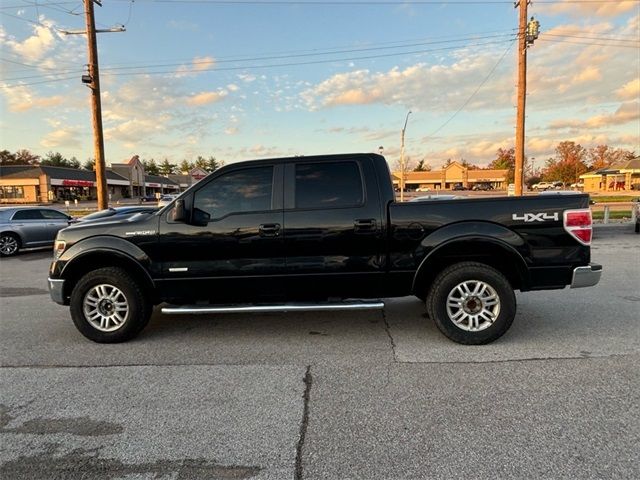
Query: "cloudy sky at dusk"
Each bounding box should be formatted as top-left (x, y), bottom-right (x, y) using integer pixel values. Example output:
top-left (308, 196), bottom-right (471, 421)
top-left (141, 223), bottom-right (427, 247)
top-left (1, 0), bottom-right (638, 170)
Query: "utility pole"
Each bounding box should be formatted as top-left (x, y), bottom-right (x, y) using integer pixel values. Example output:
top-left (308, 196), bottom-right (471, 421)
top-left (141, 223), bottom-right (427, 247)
top-left (400, 110), bottom-right (412, 202)
top-left (84, 0), bottom-right (108, 210)
top-left (63, 2), bottom-right (124, 209)
top-left (514, 1), bottom-right (539, 196)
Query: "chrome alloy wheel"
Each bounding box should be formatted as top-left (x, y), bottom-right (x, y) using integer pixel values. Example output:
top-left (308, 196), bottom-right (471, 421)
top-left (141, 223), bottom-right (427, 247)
top-left (446, 280), bottom-right (501, 332)
top-left (83, 284), bottom-right (130, 332)
top-left (0, 235), bottom-right (19, 256)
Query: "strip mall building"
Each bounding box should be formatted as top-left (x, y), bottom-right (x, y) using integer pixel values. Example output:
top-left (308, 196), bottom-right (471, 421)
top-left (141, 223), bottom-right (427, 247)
top-left (0, 155), bottom-right (209, 204)
top-left (393, 161), bottom-right (509, 191)
top-left (580, 158), bottom-right (640, 192)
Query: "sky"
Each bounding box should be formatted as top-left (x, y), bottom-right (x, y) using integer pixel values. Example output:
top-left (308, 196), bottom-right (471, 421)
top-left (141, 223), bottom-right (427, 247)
top-left (1, 0), bottom-right (639, 171)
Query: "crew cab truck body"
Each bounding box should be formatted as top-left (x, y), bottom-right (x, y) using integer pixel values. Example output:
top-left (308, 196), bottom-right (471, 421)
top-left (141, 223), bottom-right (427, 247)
top-left (48, 153), bottom-right (601, 344)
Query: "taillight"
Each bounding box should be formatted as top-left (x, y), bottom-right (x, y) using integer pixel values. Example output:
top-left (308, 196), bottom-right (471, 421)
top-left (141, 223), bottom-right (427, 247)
top-left (563, 209), bottom-right (592, 245)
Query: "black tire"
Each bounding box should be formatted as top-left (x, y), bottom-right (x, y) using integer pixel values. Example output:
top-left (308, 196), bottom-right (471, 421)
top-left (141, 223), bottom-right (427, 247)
top-left (635, 221), bottom-right (639, 233)
top-left (0, 232), bottom-right (21, 257)
top-left (70, 267), bottom-right (151, 343)
top-left (426, 262), bottom-right (516, 345)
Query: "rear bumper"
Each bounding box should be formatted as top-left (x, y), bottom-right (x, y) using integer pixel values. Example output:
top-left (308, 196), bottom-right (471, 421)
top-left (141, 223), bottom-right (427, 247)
top-left (570, 263), bottom-right (602, 289)
top-left (48, 278), bottom-right (66, 305)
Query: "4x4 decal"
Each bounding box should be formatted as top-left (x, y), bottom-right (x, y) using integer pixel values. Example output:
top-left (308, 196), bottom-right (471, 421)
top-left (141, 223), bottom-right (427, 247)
top-left (512, 212), bottom-right (559, 222)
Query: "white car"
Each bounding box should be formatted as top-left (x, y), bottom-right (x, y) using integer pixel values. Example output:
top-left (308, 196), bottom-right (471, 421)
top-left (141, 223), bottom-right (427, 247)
top-left (157, 194), bottom-right (178, 207)
top-left (532, 182), bottom-right (555, 190)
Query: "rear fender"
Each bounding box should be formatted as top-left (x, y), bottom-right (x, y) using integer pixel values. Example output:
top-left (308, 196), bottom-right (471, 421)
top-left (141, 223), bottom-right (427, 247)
top-left (412, 222), bottom-right (531, 293)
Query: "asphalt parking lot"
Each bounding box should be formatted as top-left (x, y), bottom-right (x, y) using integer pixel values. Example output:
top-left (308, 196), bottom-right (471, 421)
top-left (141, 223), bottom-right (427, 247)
top-left (1, 225), bottom-right (639, 479)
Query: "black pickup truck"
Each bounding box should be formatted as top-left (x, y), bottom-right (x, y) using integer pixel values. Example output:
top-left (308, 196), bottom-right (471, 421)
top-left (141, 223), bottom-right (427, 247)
top-left (48, 153), bottom-right (601, 345)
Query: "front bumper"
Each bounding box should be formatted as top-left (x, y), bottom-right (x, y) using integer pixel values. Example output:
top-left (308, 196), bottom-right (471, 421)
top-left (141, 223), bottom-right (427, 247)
top-left (48, 278), bottom-right (65, 305)
top-left (570, 263), bottom-right (602, 289)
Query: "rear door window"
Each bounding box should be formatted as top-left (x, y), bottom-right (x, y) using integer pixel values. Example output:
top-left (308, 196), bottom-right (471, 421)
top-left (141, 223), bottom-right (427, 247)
top-left (12, 210), bottom-right (44, 220)
top-left (294, 162), bottom-right (363, 209)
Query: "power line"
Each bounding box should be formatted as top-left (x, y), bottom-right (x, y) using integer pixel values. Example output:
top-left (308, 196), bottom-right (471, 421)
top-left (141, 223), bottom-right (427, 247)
top-left (0, 38), bottom-right (514, 86)
top-left (90, 28), bottom-right (518, 67)
top-left (99, 32), bottom-right (516, 73)
top-left (423, 39), bottom-right (516, 140)
top-left (2, 31), bottom-right (516, 82)
top-left (544, 33), bottom-right (640, 44)
top-left (108, 0), bottom-right (640, 4)
top-left (0, 75), bottom-right (79, 87)
top-left (101, 38), bottom-right (516, 78)
top-left (0, 1), bottom-right (80, 9)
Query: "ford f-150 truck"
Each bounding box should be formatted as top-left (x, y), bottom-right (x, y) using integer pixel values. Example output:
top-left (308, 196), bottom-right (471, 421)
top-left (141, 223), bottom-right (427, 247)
top-left (48, 153), bottom-right (601, 345)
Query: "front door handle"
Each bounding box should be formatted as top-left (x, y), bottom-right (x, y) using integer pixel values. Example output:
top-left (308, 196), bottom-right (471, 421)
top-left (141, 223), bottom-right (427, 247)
top-left (259, 223), bottom-right (281, 237)
top-left (354, 218), bottom-right (377, 234)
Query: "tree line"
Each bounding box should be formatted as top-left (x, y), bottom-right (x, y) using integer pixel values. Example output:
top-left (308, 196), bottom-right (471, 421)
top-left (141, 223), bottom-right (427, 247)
top-left (407, 142), bottom-right (635, 187)
top-left (0, 150), bottom-right (224, 176)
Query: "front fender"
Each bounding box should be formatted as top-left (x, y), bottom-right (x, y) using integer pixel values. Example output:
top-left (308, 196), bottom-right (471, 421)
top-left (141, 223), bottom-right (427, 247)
top-left (53, 235), bottom-right (153, 280)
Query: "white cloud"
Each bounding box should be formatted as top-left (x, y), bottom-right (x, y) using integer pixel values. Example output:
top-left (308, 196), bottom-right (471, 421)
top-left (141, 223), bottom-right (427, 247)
top-left (4, 21), bottom-right (58, 62)
top-left (2, 85), bottom-right (64, 112)
top-left (616, 78), bottom-right (640, 100)
top-left (549, 102), bottom-right (640, 130)
top-left (301, 51), bottom-right (514, 112)
top-left (41, 126), bottom-right (82, 149)
top-left (186, 90), bottom-right (227, 106)
top-left (539, 0), bottom-right (637, 17)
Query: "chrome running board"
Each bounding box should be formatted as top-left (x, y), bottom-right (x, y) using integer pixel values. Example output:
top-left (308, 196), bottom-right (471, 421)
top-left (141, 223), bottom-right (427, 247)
top-left (161, 300), bottom-right (384, 315)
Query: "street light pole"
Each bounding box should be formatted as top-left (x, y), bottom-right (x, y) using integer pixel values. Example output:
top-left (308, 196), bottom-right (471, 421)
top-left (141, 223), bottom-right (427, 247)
top-left (400, 110), bottom-right (412, 202)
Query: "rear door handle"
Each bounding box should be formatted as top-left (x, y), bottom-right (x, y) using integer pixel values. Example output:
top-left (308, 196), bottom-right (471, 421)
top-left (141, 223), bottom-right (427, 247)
top-left (354, 218), bottom-right (377, 234)
top-left (259, 223), bottom-right (281, 237)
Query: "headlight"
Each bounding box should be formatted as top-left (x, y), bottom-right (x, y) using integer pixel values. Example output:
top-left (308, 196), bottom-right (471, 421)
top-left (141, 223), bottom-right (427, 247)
top-left (53, 239), bottom-right (66, 260)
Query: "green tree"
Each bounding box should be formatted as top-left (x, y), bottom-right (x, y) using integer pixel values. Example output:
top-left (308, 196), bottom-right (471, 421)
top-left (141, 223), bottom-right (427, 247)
top-left (194, 155), bottom-right (208, 171)
top-left (207, 156), bottom-right (222, 172)
top-left (83, 159), bottom-right (95, 171)
top-left (178, 160), bottom-right (193, 173)
top-left (142, 159), bottom-right (160, 176)
top-left (413, 159), bottom-right (431, 172)
top-left (41, 151), bottom-right (70, 167)
top-left (488, 147), bottom-right (516, 183)
top-left (68, 156), bottom-right (80, 169)
top-left (158, 158), bottom-right (176, 175)
top-left (0, 150), bottom-right (17, 165)
top-left (14, 149), bottom-right (40, 165)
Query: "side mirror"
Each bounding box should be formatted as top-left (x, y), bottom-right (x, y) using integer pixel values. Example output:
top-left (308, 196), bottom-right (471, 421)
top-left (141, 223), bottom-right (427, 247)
top-left (192, 207), bottom-right (210, 227)
top-left (170, 199), bottom-right (187, 222)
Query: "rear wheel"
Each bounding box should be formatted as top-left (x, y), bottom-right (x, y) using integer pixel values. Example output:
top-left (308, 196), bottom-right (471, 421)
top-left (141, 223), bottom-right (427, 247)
top-left (426, 262), bottom-right (516, 345)
top-left (70, 267), bottom-right (151, 343)
top-left (0, 233), bottom-right (20, 257)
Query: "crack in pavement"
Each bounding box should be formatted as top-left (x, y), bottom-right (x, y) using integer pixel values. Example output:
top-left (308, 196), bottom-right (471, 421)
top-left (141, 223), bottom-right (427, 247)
top-left (381, 309), bottom-right (398, 363)
top-left (295, 365), bottom-right (312, 480)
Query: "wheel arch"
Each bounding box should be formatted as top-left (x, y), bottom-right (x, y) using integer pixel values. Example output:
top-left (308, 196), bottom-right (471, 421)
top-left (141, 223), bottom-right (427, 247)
top-left (412, 235), bottom-right (530, 298)
top-left (60, 250), bottom-right (156, 305)
top-left (0, 229), bottom-right (22, 243)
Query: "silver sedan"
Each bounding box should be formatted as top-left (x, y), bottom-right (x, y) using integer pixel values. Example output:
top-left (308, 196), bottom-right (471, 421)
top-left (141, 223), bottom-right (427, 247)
top-left (0, 207), bottom-right (73, 257)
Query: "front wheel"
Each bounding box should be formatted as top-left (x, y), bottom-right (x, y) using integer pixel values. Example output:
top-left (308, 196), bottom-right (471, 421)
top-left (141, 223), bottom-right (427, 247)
top-left (70, 267), bottom-right (151, 343)
top-left (0, 233), bottom-right (21, 257)
top-left (426, 262), bottom-right (516, 345)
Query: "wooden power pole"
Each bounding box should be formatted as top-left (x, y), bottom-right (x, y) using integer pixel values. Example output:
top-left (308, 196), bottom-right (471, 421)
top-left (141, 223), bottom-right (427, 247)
top-left (83, 0), bottom-right (108, 210)
top-left (514, 1), bottom-right (540, 196)
top-left (514, 0), bottom-right (528, 197)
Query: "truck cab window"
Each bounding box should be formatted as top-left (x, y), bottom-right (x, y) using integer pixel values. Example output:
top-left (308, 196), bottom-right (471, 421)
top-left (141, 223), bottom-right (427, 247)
top-left (194, 166), bottom-right (274, 219)
top-left (295, 162), bottom-right (363, 209)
